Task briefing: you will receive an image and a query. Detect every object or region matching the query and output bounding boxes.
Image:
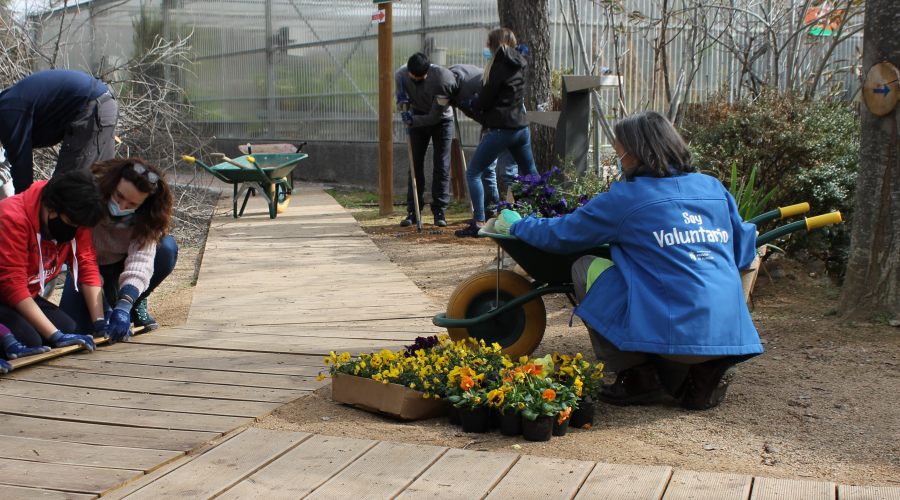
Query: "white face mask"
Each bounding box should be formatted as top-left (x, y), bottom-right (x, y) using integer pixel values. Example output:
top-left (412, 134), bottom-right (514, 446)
top-left (616, 154), bottom-right (628, 178)
top-left (109, 199), bottom-right (136, 217)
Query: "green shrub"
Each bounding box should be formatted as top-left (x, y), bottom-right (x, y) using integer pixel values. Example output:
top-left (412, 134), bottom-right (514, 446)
top-left (680, 87), bottom-right (859, 262)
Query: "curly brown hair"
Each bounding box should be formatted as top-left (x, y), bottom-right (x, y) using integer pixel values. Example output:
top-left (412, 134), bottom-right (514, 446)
top-left (92, 158), bottom-right (173, 249)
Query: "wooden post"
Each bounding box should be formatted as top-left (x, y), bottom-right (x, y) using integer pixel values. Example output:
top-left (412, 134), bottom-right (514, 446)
top-left (377, 2), bottom-right (394, 216)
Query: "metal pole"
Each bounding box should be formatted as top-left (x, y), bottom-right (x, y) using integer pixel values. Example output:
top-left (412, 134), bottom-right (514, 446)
top-left (264, 0), bottom-right (276, 136)
top-left (452, 108), bottom-right (473, 210)
top-left (377, 2), bottom-right (394, 216)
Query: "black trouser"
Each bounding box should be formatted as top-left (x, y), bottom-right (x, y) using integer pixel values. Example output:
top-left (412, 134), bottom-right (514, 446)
top-left (0, 296), bottom-right (77, 354)
top-left (407, 119), bottom-right (453, 214)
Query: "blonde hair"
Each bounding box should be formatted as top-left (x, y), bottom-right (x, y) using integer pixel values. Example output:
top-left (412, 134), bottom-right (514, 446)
top-left (482, 28), bottom-right (518, 86)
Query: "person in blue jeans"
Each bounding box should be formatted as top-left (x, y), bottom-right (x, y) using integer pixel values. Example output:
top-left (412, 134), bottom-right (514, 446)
top-left (455, 28), bottom-right (539, 237)
top-left (59, 158), bottom-right (176, 341)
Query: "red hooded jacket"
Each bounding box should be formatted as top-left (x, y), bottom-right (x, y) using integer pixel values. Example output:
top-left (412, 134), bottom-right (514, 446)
top-left (0, 180), bottom-right (101, 306)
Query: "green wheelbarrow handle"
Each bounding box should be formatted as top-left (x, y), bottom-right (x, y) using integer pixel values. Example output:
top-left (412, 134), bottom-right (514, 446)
top-left (755, 211), bottom-right (842, 247)
top-left (183, 155), bottom-right (232, 184)
top-left (747, 202), bottom-right (811, 225)
top-left (432, 284), bottom-right (573, 328)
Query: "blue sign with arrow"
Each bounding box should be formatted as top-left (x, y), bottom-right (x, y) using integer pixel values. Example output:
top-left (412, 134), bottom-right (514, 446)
top-left (874, 84), bottom-right (890, 96)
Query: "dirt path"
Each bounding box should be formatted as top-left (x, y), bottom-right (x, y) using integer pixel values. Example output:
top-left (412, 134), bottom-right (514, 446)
top-left (258, 212), bottom-right (900, 488)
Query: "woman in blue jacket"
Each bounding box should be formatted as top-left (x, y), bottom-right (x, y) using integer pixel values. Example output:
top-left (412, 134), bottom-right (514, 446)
top-left (508, 111), bottom-right (763, 410)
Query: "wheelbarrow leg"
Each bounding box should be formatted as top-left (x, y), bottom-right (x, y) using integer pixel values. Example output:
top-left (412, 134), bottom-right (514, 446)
top-left (239, 185), bottom-right (252, 218)
top-left (268, 183), bottom-right (277, 219)
top-left (233, 183), bottom-right (239, 219)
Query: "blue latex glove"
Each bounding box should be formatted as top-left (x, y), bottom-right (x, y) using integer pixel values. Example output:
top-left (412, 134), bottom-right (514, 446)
top-left (516, 44), bottom-right (529, 56)
top-left (459, 95), bottom-right (477, 110)
top-left (1, 334), bottom-right (50, 359)
top-left (401, 111), bottom-right (414, 126)
top-left (108, 299), bottom-right (133, 344)
top-left (495, 209), bottom-right (522, 235)
top-left (0, 359), bottom-right (11, 374)
top-left (48, 331), bottom-right (96, 352)
top-left (396, 91), bottom-right (409, 104)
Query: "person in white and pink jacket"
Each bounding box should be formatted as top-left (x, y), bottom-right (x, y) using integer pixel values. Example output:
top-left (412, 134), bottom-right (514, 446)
top-left (59, 158), bottom-right (176, 342)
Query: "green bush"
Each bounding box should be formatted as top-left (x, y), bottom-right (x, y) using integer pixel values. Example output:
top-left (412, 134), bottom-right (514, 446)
top-left (680, 87), bottom-right (859, 262)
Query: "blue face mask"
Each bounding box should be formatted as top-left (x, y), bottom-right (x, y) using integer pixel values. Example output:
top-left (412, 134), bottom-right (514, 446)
top-left (616, 154), bottom-right (627, 179)
top-left (109, 199), bottom-right (136, 217)
top-left (483, 47), bottom-right (492, 59)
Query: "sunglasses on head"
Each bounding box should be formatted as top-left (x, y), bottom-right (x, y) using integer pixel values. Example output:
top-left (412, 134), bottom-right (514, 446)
top-left (131, 163), bottom-right (160, 191)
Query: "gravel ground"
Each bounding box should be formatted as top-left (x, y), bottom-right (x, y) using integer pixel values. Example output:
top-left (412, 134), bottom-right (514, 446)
top-left (257, 211), bottom-right (900, 487)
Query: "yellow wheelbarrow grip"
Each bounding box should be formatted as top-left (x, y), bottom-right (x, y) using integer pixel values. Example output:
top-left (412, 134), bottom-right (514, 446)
top-left (806, 212), bottom-right (842, 230)
top-left (183, 155), bottom-right (196, 163)
top-left (247, 156), bottom-right (256, 163)
top-left (779, 202), bottom-right (810, 218)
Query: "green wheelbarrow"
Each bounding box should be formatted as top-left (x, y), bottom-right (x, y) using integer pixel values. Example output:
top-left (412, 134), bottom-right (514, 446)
top-left (433, 205), bottom-right (843, 360)
top-left (183, 153), bottom-right (308, 219)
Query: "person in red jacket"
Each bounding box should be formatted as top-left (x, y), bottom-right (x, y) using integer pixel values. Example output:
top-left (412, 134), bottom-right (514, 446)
top-left (0, 170), bottom-right (106, 356)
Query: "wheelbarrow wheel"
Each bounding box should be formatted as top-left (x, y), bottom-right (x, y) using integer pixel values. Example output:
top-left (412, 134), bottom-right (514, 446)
top-left (270, 179), bottom-right (292, 214)
top-left (446, 270), bottom-right (546, 359)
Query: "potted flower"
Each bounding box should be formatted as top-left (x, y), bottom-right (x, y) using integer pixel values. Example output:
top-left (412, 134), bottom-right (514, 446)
top-left (488, 374), bottom-right (527, 436)
top-left (445, 366), bottom-right (490, 433)
top-left (552, 353), bottom-right (604, 429)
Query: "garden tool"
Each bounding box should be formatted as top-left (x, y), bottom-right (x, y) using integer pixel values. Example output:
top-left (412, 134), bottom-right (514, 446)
top-left (209, 153), bottom-right (253, 169)
top-left (452, 107), bottom-right (474, 212)
top-left (399, 80), bottom-right (422, 233)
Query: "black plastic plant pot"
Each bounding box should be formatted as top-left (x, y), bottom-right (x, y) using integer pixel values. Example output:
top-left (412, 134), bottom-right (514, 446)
top-left (459, 407), bottom-right (490, 433)
top-left (552, 416), bottom-right (570, 437)
top-left (522, 415), bottom-right (554, 442)
top-left (569, 402), bottom-right (595, 429)
top-left (489, 407), bottom-right (503, 429)
top-left (447, 404), bottom-right (461, 426)
top-left (499, 408), bottom-right (522, 436)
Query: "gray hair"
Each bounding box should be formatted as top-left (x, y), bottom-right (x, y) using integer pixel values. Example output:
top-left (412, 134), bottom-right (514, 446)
top-left (614, 111), bottom-right (694, 180)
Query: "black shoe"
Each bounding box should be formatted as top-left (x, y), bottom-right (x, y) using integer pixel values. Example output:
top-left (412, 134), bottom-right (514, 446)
top-left (454, 221), bottom-right (484, 238)
top-left (433, 209), bottom-right (447, 227)
top-left (131, 297), bottom-right (159, 333)
top-left (681, 358), bottom-right (738, 410)
top-left (596, 362), bottom-right (667, 406)
top-left (400, 212), bottom-right (417, 227)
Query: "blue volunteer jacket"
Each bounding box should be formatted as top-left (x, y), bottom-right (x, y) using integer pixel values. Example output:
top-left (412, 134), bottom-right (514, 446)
top-left (511, 172), bottom-right (763, 357)
top-left (0, 70), bottom-right (107, 192)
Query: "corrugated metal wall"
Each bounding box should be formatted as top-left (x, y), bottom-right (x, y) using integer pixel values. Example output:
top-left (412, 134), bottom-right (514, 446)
top-left (32, 0), bottom-right (863, 146)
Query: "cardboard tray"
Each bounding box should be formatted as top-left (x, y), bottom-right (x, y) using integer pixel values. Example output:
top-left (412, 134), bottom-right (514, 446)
top-left (331, 374), bottom-right (448, 421)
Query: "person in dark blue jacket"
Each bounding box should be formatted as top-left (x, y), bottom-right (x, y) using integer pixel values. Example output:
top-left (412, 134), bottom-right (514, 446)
top-left (0, 69), bottom-right (118, 198)
top-left (508, 111), bottom-right (763, 411)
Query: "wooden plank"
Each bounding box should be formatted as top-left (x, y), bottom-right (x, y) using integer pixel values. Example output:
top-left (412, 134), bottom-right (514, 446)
top-left (128, 335), bottom-right (406, 357)
top-left (838, 485), bottom-right (900, 500)
top-left (0, 414), bottom-right (217, 451)
top-left (216, 434), bottom-right (378, 500)
top-left (305, 441), bottom-right (448, 500)
top-left (0, 380), bottom-right (281, 417)
top-left (119, 428), bottom-right (309, 500)
top-left (43, 358), bottom-right (316, 390)
top-left (11, 370), bottom-right (303, 403)
top-left (0, 458), bottom-right (142, 495)
top-left (101, 429), bottom-right (247, 500)
top-left (0, 484), bottom-right (96, 500)
top-left (662, 470), bottom-right (752, 500)
top-left (750, 477), bottom-right (834, 500)
top-left (5, 339), bottom-right (109, 372)
top-left (0, 394), bottom-right (251, 433)
top-left (83, 345), bottom-right (326, 373)
top-left (396, 448), bottom-right (518, 500)
top-left (574, 463), bottom-right (672, 500)
top-left (0, 435), bottom-right (181, 471)
top-left (486, 455), bottom-right (595, 500)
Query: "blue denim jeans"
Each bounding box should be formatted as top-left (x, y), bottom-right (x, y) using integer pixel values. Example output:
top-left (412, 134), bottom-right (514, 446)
top-left (484, 151), bottom-right (519, 209)
top-left (467, 127), bottom-right (538, 221)
top-left (59, 235), bottom-right (179, 334)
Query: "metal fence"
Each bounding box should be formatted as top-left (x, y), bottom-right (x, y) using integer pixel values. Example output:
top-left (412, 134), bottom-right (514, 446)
top-left (32, 0), bottom-right (863, 146)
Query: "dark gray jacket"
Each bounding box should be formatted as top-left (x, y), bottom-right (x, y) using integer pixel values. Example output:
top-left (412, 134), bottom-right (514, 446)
top-left (449, 64), bottom-right (484, 123)
top-left (394, 64), bottom-right (456, 127)
top-left (471, 47), bottom-right (529, 129)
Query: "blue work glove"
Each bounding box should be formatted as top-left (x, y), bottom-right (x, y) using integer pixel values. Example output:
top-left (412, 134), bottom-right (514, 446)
top-left (0, 359), bottom-right (11, 374)
top-left (48, 330), bottom-right (96, 352)
top-left (459, 95), bottom-right (476, 110)
top-left (107, 299), bottom-right (134, 344)
top-left (92, 319), bottom-right (109, 338)
top-left (516, 44), bottom-right (529, 56)
top-left (396, 91), bottom-right (409, 105)
top-left (2, 334), bottom-right (50, 359)
top-left (495, 209), bottom-right (522, 235)
top-left (401, 112), bottom-right (414, 126)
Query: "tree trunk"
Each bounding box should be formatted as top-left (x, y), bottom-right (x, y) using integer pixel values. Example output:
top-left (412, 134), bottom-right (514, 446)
top-left (838, 0), bottom-right (900, 319)
top-left (497, 0), bottom-right (555, 171)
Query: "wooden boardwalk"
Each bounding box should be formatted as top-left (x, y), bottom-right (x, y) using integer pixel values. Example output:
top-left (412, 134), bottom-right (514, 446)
top-left (0, 189), bottom-right (441, 498)
top-left (1, 188), bottom-right (897, 499)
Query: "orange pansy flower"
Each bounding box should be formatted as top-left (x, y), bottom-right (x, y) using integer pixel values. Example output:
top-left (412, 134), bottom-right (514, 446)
top-left (542, 388), bottom-right (556, 401)
top-left (460, 376), bottom-right (475, 390)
